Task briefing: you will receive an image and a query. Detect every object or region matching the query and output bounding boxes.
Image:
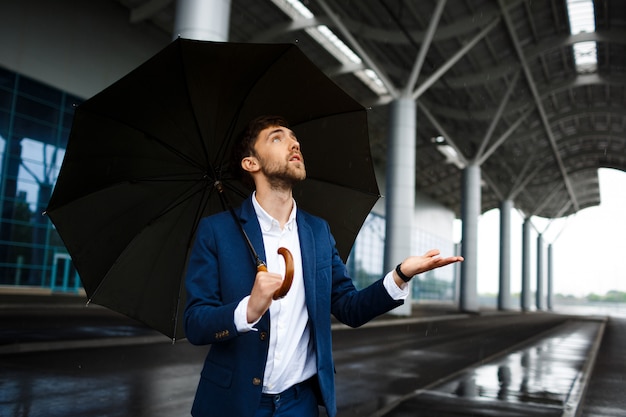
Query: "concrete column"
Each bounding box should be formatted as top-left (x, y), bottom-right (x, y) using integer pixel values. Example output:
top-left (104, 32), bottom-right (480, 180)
top-left (384, 97), bottom-right (416, 316)
top-left (521, 219), bottom-right (532, 311)
top-left (547, 243), bottom-right (554, 310)
top-left (498, 199), bottom-right (513, 310)
top-left (536, 234), bottom-right (544, 310)
top-left (460, 163), bottom-right (480, 312)
top-left (173, 0), bottom-right (231, 41)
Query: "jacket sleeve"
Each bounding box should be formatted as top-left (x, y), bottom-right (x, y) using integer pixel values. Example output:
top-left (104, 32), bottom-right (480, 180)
top-left (319, 220), bottom-right (404, 327)
top-left (183, 216), bottom-right (254, 345)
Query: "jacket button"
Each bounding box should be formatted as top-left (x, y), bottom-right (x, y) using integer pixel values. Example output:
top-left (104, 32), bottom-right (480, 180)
top-left (260, 332), bottom-right (268, 341)
top-left (252, 378), bottom-right (262, 386)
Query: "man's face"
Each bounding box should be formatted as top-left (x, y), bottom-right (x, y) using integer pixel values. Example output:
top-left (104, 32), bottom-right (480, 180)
top-left (252, 125), bottom-right (306, 188)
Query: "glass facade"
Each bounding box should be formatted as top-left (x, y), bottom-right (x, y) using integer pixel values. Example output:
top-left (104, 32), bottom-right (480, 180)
top-left (0, 65), bottom-right (456, 302)
top-left (349, 212), bottom-right (457, 302)
top-left (0, 66), bottom-right (83, 292)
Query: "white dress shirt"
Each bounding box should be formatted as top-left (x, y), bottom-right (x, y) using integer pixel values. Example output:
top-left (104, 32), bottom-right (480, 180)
top-left (234, 192), bottom-right (408, 394)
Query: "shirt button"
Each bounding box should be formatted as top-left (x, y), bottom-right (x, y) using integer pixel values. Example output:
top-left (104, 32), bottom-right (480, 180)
top-left (260, 332), bottom-right (268, 341)
top-left (252, 378), bottom-right (262, 386)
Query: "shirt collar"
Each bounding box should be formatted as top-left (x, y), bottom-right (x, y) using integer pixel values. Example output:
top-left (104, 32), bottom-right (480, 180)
top-left (251, 191), bottom-right (297, 232)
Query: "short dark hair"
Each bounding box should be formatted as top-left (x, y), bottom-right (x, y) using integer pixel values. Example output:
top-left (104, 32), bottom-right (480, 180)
top-left (231, 115), bottom-right (290, 189)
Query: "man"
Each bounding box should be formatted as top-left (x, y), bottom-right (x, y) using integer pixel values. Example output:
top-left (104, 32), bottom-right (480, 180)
top-left (184, 115), bottom-right (463, 417)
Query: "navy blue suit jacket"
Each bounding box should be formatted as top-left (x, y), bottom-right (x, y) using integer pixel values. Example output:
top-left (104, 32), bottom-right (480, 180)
top-left (184, 196), bottom-right (403, 417)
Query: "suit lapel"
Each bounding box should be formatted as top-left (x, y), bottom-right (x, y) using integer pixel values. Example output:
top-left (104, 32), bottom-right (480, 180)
top-left (297, 212), bottom-right (317, 318)
top-left (237, 196), bottom-right (267, 266)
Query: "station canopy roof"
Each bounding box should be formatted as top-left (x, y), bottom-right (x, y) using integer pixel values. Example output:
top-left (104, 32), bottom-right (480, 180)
top-left (115, 0), bottom-right (626, 218)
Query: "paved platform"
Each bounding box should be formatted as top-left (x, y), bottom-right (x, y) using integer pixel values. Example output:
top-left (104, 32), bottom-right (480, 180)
top-left (0, 293), bottom-right (622, 417)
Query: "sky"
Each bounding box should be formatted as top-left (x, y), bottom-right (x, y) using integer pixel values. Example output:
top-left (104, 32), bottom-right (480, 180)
top-left (470, 168), bottom-right (626, 297)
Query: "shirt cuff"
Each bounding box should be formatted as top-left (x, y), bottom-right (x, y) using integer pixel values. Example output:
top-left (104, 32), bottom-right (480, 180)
top-left (234, 296), bottom-right (260, 332)
top-left (383, 270), bottom-right (410, 300)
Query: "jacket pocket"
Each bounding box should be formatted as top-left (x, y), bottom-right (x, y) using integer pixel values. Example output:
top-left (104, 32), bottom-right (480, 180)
top-left (200, 359), bottom-right (233, 389)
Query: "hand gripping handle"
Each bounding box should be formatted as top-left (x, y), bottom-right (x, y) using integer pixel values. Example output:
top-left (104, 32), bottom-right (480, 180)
top-left (256, 247), bottom-right (294, 300)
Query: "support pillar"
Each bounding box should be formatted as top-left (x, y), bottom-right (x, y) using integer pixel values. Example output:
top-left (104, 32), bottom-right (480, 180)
top-left (174, 0), bottom-right (231, 41)
top-left (547, 243), bottom-right (554, 310)
top-left (498, 199), bottom-right (513, 310)
top-left (384, 97), bottom-right (416, 316)
top-left (460, 163), bottom-right (480, 312)
top-left (521, 219), bottom-right (532, 311)
top-left (536, 234), bottom-right (544, 310)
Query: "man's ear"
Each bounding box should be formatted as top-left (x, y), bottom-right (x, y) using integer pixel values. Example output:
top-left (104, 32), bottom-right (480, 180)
top-left (241, 156), bottom-right (259, 173)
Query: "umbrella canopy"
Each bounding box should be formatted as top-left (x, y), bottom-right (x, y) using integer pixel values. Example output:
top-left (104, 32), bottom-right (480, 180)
top-left (46, 38), bottom-right (379, 340)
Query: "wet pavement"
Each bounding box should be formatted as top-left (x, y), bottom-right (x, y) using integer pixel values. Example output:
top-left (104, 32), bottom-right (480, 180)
top-left (578, 316), bottom-right (626, 417)
top-left (0, 294), bottom-right (622, 417)
top-left (375, 319), bottom-right (604, 417)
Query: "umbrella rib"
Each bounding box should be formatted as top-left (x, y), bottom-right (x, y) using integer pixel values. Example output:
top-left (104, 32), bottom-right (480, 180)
top-left (85, 176), bottom-right (211, 305)
top-left (47, 174), bottom-right (209, 213)
top-left (84, 107), bottom-right (208, 173)
top-left (209, 47), bottom-right (297, 177)
top-left (176, 45), bottom-right (213, 177)
top-left (171, 177), bottom-right (214, 342)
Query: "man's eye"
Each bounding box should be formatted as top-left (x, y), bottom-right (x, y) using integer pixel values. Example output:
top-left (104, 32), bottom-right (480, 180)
top-left (271, 137), bottom-right (281, 143)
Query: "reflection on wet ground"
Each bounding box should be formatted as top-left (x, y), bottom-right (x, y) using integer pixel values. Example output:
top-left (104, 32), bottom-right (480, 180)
top-left (0, 302), bottom-right (619, 417)
top-left (384, 319), bottom-right (604, 417)
top-left (0, 341), bottom-right (208, 417)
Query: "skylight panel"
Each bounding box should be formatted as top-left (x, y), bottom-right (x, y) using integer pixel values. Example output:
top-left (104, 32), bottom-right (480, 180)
top-left (566, 0), bottom-right (597, 73)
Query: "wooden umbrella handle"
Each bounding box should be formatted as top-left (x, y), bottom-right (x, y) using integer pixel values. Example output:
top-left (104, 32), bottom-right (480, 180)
top-left (255, 248), bottom-right (294, 299)
top-left (255, 247), bottom-right (294, 300)
top-left (274, 247), bottom-right (294, 299)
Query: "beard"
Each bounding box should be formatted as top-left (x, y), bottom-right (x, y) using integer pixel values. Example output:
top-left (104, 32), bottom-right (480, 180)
top-left (259, 157), bottom-right (306, 190)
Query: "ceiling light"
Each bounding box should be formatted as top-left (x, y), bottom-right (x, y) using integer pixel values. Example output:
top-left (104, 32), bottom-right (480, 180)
top-left (271, 0), bottom-right (388, 96)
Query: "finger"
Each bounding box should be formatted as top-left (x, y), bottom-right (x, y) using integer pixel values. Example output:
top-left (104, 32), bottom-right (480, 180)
top-left (424, 249), bottom-right (441, 258)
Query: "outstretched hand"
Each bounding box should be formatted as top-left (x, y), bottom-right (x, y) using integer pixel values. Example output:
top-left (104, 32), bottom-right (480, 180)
top-left (393, 249), bottom-right (464, 287)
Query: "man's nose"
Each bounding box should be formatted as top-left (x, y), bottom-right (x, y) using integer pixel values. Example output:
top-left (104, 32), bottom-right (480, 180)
top-left (290, 137), bottom-right (300, 151)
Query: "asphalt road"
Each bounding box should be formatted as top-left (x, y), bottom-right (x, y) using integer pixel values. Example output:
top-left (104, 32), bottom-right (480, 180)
top-left (1, 311), bottom-right (584, 417)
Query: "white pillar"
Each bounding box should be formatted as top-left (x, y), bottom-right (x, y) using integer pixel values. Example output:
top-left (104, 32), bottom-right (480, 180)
top-left (521, 219), bottom-right (532, 311)
top-left (460, 163), bottom-right (480, 312)
top-left (536, 234), bottom-right (544, 310)
top-left (498, 199), bottom-right (513, 310)
top-left (173, 0), bottom-right (231, 41)
top-left (547, 243), bottom-right (554, 310)
top-left (384, 97), bottom-right (416, 316)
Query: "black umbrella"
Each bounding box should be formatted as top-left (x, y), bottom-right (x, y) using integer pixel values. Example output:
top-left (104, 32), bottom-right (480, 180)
top-left (46, 38), bottom-right (380, 340)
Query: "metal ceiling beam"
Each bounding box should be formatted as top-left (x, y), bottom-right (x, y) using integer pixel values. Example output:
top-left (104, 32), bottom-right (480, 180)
top-left (321, 2), bottom-right (524, 46)
top-left (417, 101), bottom-right (468, 167)
top-left (498, 108), bottom-right (626, 147)
top-left (405, 0), bottom-right (447, 94)
top-left (412, 17), bottom-right (501, 100)
top-left (481, 170), bottom-right (505, 201)
top-left (478, 104), bottom-right (534, 166)
top-left (509, 161), bottom-right (544, 200)
top-left (442, 31), bottom-right (626, 88)
top-left (475, 70), bottom-right (520, 162)
top-left (423, 77), bottom-right (625, 122)
top-left (316, 0), bottom-right (399, 98)
top-left (530, 182), bottom-right (563, 216)
top-left (498, 0), bottom-right (579, 212)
